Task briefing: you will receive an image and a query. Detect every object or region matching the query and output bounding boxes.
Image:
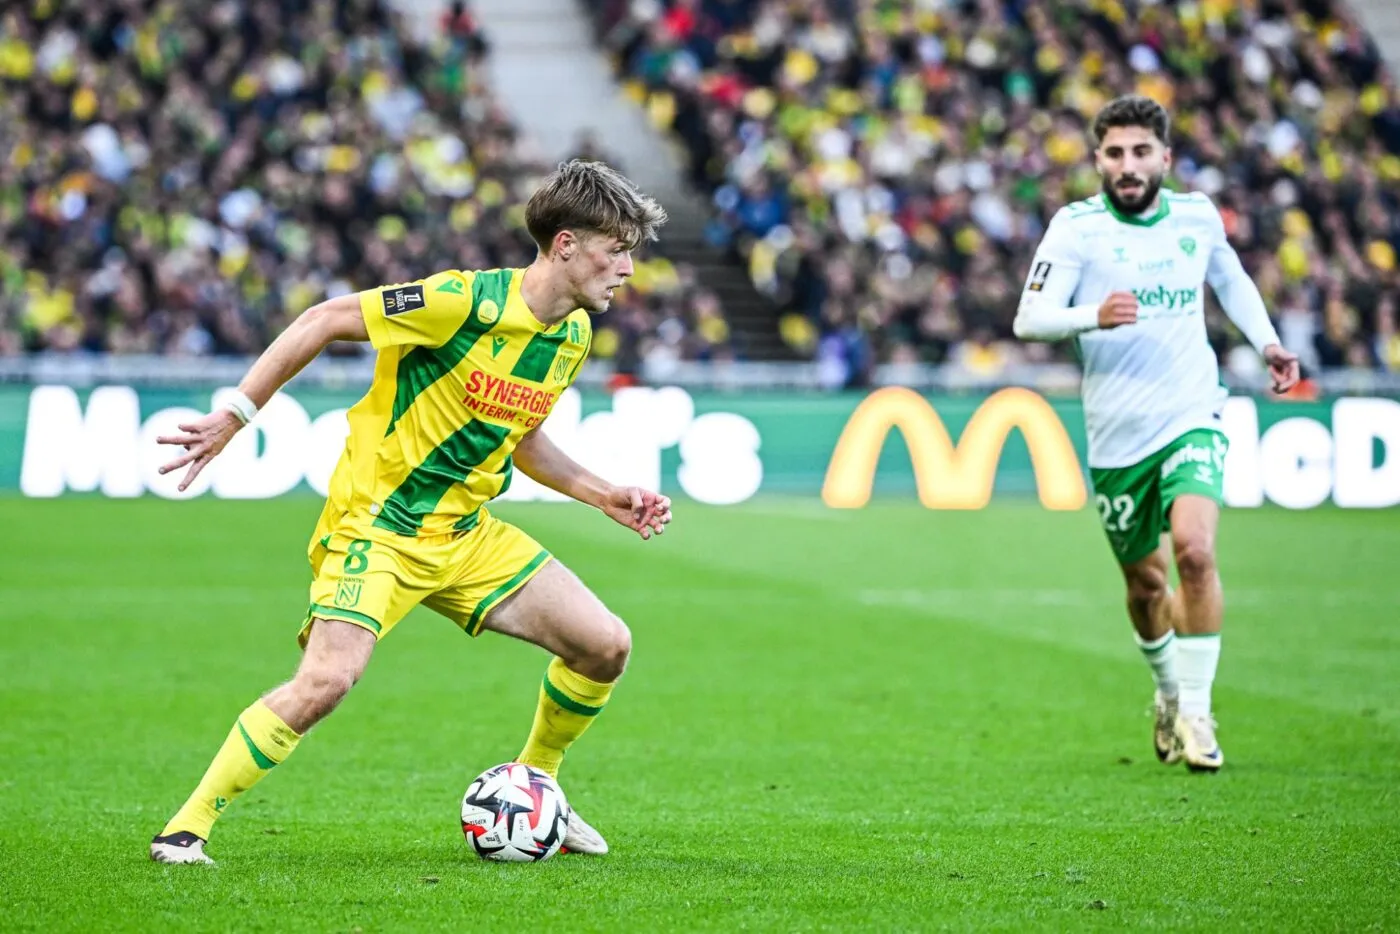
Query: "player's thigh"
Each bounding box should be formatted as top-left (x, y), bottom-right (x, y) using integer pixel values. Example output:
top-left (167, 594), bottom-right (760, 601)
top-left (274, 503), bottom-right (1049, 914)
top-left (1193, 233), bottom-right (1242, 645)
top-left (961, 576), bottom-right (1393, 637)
top-left (480, 559), bottom-right (628, 664)
top-left (1090, 459), bottom-right (1164, 567)
top-left (302, 530), bottom-right (436, 647)
top-left (420, 513), bottom-right (554, 638)
top-left (424, 514), bottom-right (626, 661)
top-left (1159, 428), bottom-right (1227, 560)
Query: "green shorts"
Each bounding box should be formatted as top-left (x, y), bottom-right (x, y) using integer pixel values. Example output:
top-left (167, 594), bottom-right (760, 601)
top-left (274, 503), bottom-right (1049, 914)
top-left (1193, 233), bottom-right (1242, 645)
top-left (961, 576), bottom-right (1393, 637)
top-left (1089, 428), bottom-right (1228, 565)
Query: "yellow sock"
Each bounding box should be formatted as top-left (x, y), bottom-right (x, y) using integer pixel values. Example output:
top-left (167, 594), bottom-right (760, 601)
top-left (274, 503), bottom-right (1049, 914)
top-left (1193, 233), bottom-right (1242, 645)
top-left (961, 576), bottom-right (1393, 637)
top-left (161, 699), bottom-right (301, 840)
top-left (517, 658), bottom-right (615, 779)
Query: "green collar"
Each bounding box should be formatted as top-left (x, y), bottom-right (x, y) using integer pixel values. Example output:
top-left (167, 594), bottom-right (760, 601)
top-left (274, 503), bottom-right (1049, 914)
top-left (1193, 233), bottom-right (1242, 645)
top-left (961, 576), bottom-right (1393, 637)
top-left (1102, 193), bottom-right (1170, 227)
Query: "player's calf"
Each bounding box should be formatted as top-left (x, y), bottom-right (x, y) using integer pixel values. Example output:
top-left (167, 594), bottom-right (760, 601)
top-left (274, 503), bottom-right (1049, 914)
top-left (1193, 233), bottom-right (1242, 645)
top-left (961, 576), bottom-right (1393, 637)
top-left (484, 561), bottom-right (629, 779)
top-left (151, 621), bottom-right (374, 860)
top-left (1124, 561), bottom-right (1171, 633)
top-left (264, 618), bottom-right (376, 732)
top-left (1120, 551), bottom-right (1186, 764)
top-left (1168, 497), bottom-right (1224, 766)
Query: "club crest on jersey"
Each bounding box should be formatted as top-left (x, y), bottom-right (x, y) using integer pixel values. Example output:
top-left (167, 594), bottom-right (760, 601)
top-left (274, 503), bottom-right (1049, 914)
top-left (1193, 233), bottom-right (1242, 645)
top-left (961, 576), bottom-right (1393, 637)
top-left (383, 285), bottom-right (425, 316)
top-left (1179, 236), bottom-right (1197, 257)
top-left (335, 579), bottom-right (363, 609)
top-left (477, 299), bottom-right (501, 325)
top-left (1113, 247), bottom-right (1129, 263)
top-left (553, 351), bottom-right (577, 382)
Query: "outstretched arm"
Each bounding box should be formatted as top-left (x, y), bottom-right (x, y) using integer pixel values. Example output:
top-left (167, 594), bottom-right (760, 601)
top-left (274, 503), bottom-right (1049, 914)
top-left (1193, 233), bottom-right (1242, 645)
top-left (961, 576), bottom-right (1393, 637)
top-left (157, 292), bottom-right (369, 490)
top-left (513, 428), bottom-right (672, 540)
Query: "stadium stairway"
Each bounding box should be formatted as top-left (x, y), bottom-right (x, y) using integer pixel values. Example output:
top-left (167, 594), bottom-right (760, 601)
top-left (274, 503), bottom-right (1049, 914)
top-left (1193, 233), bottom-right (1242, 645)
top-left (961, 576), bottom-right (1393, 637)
top-left (654, 199), bottom-right (794, 361)
top-left (393, 0), bottom-right (790, 359)
top-left (1349, 0), bottom-right (1400, 78)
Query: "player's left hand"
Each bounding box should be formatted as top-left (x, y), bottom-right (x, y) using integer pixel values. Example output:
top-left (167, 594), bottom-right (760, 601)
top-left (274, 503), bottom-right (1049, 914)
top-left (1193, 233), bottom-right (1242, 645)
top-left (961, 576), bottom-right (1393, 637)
top-left (601, 486), bottom-right (672, 541)
top-left (1262, 343), bottom-right (1301, 394)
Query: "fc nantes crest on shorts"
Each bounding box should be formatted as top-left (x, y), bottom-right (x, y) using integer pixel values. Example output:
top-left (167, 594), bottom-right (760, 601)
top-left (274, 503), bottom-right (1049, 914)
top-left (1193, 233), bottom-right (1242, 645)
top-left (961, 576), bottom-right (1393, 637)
top-left (317, 267), bottom-right (593, 540)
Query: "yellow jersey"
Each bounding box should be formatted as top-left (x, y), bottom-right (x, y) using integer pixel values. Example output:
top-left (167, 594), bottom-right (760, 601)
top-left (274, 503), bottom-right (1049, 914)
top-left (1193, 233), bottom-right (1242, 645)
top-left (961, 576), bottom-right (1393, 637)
top-left (319, 267), bottom-right (592, 538)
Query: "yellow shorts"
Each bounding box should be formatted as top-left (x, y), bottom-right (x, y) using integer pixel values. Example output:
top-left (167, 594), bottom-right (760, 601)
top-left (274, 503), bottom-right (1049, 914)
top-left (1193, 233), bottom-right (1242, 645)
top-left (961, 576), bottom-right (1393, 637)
top-left (300, 507), bottom-right (552, 647)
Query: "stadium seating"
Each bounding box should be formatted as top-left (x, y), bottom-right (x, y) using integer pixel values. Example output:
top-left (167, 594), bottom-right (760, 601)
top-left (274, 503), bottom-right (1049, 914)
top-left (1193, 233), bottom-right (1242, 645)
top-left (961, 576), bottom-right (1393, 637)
top-left (589, 0), bottom-right (1400, 382)
top-left (0, 0), bottom-right (729, 367)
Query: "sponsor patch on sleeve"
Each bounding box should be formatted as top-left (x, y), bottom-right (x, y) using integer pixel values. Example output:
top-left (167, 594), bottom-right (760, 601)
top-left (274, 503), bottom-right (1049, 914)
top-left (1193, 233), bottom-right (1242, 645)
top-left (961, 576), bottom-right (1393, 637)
top-left (1027, 261), bottom-right (1052, 293)
top-left (382, 285), bottom-right (426, 316)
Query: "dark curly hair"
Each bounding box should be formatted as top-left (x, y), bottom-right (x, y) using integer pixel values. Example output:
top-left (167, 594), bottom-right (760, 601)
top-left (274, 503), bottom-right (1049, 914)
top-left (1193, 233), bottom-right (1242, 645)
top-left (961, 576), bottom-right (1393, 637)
top-left (1092, 95), bottom-right (1171, 146)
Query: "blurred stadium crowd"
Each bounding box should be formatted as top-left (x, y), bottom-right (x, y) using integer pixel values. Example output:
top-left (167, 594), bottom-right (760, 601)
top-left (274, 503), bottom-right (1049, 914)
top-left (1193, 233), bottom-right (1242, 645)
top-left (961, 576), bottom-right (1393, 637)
top-left (0, 0), bottom-right (725, 368)
top-left (590, 0), bottom-right (1400, 380)
top-left (4, 0), bottom-right (1399, 383)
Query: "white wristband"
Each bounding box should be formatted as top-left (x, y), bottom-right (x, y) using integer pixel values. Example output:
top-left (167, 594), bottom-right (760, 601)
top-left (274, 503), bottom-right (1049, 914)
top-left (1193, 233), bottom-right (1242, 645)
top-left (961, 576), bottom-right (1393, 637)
top-left (221, 391), bottom-right (259, 426)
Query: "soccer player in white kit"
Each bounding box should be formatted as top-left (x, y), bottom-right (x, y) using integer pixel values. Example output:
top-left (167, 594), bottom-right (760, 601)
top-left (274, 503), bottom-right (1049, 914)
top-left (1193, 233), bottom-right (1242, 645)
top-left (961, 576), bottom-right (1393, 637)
top-left (1014, 96), bottom-right (1300, 771)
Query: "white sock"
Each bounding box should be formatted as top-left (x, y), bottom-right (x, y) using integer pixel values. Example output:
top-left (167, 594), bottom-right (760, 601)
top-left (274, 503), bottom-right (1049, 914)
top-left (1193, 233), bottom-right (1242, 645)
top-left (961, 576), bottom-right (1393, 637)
top-left (1176, 634), bottom-right (1221, 717)
top-left (1135, 630), bottom-right (1178, 697)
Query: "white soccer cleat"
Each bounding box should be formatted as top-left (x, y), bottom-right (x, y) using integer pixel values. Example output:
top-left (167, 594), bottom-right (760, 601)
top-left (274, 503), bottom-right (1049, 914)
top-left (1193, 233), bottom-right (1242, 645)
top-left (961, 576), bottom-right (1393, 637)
top-left (150, 831), bottom-right (216, 865)
top-left (1153, 691), bottom-right (1182, 764)
top-left (1177, 713), bottom-right (1224, 772)
top-left (561, 809), bottom-right (609, 855)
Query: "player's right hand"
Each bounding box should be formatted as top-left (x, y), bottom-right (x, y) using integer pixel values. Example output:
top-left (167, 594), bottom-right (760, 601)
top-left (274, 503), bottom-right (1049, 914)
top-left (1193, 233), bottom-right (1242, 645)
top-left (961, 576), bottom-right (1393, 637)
top-left (1097, 291), bottom-right (1139, 329)
top-left (156, 409), bottom-right (244, 491)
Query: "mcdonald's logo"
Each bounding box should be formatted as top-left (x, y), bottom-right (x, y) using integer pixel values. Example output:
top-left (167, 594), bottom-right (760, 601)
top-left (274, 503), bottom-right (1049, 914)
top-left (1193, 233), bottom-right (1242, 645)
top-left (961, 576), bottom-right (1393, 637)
top-left (822, 387), bottom-right (1087, 510)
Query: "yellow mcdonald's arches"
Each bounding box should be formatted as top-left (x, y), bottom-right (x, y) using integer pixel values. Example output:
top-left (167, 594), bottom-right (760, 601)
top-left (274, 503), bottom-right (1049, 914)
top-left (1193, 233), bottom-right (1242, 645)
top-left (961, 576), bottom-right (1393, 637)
top-left (821, 387), bottom-right (1087, 510)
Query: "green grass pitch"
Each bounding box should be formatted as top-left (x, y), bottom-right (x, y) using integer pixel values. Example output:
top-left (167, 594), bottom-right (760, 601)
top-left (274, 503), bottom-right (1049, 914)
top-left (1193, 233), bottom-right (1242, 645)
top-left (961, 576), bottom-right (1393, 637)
top-left (1, 496), bottom-right (1397, 931)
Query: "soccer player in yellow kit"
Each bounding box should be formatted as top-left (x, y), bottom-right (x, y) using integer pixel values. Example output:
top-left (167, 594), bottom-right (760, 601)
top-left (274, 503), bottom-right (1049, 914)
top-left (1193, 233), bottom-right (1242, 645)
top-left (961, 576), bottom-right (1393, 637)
top-left (149, 161), bottom-right (672, 865)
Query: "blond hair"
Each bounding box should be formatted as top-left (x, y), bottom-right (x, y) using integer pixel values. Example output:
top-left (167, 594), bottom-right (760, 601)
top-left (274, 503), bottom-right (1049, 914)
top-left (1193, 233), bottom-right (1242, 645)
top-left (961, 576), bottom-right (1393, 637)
top-left (525, 160), bottom-right (668, 253)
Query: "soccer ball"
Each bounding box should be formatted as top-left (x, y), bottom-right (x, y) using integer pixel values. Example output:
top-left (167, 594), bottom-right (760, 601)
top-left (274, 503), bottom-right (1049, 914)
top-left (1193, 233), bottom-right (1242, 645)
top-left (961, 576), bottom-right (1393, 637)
top-left (461, 762), bottom-right (570, 862)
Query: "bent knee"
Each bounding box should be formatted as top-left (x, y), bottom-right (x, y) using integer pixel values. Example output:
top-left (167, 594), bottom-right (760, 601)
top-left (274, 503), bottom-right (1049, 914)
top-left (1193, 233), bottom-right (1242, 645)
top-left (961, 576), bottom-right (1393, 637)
top-left (585, 616), bottom-right (631, 682)
top-left (1125, 566), bottom-right (1169, 606)
top-left (1175, 541), bottom-right (1217, 582)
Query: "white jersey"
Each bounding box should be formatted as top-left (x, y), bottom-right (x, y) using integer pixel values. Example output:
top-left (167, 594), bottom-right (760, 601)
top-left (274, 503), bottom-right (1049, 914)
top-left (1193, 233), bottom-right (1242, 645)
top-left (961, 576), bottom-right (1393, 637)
top-left (1014, 191), bottom-right (1281, 468)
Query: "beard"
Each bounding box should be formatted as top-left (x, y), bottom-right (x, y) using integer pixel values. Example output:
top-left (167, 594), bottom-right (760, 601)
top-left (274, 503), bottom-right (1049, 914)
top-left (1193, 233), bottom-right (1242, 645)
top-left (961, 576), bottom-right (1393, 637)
top-left (1102, 171), bottom-right (1164, 215)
